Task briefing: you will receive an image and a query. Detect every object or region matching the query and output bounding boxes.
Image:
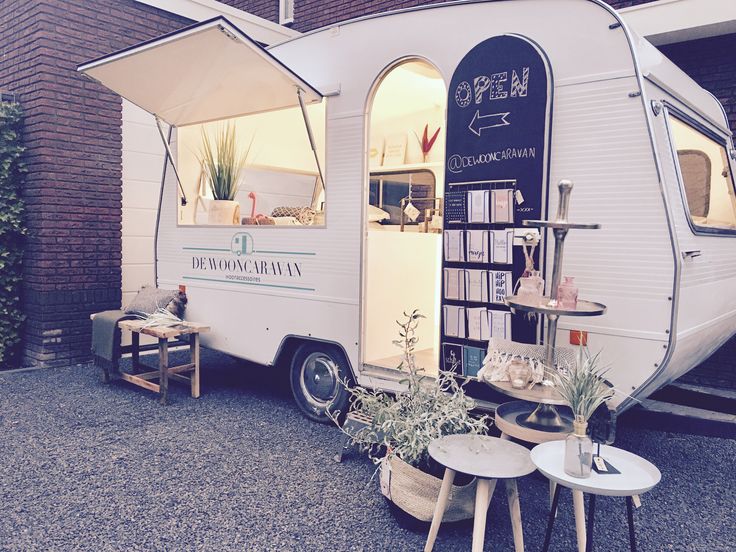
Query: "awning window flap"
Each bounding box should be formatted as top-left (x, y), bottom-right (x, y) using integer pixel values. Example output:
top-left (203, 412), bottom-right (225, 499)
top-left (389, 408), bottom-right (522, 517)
top-left (78, 17), bottom-right (322, 127)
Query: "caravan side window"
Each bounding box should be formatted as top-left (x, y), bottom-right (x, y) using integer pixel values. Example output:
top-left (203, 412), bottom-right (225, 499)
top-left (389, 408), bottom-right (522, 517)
top-left (668, 114), bottom-right (736, 233)
top-left (176, 101), bottom-right (326, 227)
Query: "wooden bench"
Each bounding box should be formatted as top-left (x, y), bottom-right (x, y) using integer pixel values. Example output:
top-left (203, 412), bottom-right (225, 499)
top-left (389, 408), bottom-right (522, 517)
top-left (117, 319), bottom-right (210, 405)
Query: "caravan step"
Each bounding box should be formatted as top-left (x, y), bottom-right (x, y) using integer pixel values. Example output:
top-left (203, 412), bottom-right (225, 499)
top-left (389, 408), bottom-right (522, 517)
top-left (649, 382), bottom-right (736, 416)
top-left (628, 398), bottom-right (736, 439)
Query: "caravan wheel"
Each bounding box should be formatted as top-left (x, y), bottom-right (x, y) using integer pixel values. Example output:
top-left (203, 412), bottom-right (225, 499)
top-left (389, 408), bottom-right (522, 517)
top-left (290, 342), bottom-right (351, 423)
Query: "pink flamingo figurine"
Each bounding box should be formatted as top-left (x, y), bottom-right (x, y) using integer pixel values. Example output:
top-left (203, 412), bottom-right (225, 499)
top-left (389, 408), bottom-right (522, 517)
top-left (248, 191), bottom-right (257, 219)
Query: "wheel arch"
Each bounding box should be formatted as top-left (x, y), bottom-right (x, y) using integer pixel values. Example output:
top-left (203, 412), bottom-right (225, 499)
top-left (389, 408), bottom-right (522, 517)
top-left (272, 334), bottom-right (356, 381)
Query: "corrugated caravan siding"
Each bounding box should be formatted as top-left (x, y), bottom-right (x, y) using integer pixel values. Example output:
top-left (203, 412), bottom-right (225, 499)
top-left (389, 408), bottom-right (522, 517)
top-left (645, 82), bottom-right (736, 342)
top-left (549, 76), bottom-right (673, 336)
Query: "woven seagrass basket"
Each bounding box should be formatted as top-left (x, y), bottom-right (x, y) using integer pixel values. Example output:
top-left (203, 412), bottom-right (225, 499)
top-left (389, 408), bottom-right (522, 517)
top-left (379, 455), bottom-right (476, 522)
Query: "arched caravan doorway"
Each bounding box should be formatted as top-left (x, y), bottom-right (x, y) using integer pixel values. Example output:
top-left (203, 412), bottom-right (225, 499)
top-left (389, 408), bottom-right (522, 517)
top-left (362, 58), bottom-right (447, 375)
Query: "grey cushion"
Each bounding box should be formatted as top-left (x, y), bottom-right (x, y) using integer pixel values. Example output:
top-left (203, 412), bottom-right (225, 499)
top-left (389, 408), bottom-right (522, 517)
top-left (125, 286), bottom-right (179, 317)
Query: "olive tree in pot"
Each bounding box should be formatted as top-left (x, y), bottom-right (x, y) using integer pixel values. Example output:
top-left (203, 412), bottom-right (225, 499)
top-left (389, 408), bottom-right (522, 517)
top-left (330, 310), bottom-right (490, 524)
top-left (199, 123), bottom-right (249, 225)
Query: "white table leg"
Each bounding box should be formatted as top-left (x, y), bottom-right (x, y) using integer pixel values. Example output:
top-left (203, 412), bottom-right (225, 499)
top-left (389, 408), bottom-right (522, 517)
top-left (424, 468), bottom-right (456, 552)
top-left (572, 489), bottom-right (587, 552)
top-left (472, 479), bottom-right (493, 552)
top-left (505, 479), bottom-right (524, 552)
top-left (550, 480), bottom-right (557, 510)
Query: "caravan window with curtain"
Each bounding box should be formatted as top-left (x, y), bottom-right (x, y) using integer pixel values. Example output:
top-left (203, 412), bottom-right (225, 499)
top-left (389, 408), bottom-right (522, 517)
top-left (668, 114), bottom-right (736, 233)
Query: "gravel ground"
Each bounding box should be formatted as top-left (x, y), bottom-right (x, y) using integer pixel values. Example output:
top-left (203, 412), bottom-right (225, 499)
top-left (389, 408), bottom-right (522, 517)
top-left (0, 350), bottom-right (734, 552)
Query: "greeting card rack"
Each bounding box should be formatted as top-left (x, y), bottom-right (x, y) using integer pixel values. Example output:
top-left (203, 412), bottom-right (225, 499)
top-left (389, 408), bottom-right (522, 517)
top-left (439, 178), bottom-right (520, 379)
top-left (503, 179), bottom-right (607, 432)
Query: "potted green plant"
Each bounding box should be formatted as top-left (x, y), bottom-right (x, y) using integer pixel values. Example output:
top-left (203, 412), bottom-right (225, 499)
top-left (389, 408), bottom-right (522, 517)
top-left (198, 122), bottom-right (249, 225)
top-left (330, 310), bottom-right (489, 523)
top-left (554, 347), bottom-right (615, 478)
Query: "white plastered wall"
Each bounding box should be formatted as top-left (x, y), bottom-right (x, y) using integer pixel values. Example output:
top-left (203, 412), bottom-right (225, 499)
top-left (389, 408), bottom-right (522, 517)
top-left (121, 100), bottom-right (165, 307)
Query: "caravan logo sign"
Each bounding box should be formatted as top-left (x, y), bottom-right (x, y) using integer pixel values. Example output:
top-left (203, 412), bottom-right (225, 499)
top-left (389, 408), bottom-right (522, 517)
top-left (231, 232), bottom-right (254, 256)
top-left (184, 232), bottom-right (315, 292)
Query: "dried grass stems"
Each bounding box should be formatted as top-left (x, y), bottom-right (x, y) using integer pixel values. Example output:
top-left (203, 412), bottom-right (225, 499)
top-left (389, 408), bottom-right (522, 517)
top-left (198, 123), bottom-right (251, 201)
top-left (139, 307), bottom-right (183, 329)
top-left (554, 347), bottom-right (615, 424)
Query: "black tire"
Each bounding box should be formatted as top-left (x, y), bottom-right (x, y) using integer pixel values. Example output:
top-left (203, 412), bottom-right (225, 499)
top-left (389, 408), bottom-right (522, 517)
top-left (289, 341), bottom-right (351, 423)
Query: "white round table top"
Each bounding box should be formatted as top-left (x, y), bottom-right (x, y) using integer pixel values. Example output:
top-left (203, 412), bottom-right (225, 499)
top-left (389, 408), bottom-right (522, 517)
top-left (428, 434), bottom-right (536, 480)
top-left (531, 441), bottom-right (661, 496)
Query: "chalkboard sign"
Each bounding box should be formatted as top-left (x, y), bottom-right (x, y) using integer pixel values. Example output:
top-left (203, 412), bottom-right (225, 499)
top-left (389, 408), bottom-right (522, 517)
top-left (440, 34), bottom-right (553, 387)
top-left (445, 34), bottom-right (552, 192)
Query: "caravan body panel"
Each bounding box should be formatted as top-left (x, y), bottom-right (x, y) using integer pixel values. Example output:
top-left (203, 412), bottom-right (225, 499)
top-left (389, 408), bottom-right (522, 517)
top-left (146, 0), bottom-right (736, 410)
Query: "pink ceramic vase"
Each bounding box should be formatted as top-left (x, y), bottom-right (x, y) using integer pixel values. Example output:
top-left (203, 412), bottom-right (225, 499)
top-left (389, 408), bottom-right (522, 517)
top-left (557, 276), bottom-right (579, 309)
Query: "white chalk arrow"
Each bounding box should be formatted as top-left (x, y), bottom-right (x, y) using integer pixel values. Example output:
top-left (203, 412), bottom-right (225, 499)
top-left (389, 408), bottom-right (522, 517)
top-left (468, 110), bottom-right (511, 136)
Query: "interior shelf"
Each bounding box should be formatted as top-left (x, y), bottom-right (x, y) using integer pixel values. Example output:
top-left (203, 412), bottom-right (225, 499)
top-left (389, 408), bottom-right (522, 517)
top-left (506, 295), bottom-right (607, 317)
top-left (522, 219), bottom-right (600, 230)
top-left (370, 161), bottom-right (443, 173)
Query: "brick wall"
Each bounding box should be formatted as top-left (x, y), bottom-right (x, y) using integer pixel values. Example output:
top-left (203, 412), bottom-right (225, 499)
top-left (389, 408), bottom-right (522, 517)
top-left (0, 0), bottom-right (190, 368)
top-left (217, 0), bottom-right (279, 23)
top-left (660, 34), bottom-right (736, 134)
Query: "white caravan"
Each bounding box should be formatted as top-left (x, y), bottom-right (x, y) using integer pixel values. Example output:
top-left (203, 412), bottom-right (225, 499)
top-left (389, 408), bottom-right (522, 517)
top-left (79, 0), bottom-right (736, 422)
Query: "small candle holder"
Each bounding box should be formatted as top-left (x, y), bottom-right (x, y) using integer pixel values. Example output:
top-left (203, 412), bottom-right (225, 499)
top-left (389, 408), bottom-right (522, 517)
top-left (508, 359), bottom-right (532, 389)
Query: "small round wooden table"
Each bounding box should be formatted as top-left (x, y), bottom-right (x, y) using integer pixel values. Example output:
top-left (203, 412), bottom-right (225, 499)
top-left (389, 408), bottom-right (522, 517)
top-left (531, 441), bottom-right (661, 552)
top-left (424, 434), bottom-right (536, 552)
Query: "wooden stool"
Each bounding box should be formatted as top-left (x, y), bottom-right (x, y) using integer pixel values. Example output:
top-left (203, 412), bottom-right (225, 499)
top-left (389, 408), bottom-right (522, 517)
top-left (424, 434), bottom-right (536, 552)
top-left (118, 319), bottom-right (209, 404)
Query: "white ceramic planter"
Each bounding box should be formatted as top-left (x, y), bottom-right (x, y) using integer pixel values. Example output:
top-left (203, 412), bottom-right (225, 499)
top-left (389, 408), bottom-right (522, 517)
top-left (207, 200), bottom-right (240, 225)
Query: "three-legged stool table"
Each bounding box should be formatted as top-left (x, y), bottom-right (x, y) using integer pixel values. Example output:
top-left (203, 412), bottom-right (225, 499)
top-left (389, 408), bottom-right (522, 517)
top-left (424, 434), bottom-right (536, 552)
top-left (531, 441), bottom-right (661, 552)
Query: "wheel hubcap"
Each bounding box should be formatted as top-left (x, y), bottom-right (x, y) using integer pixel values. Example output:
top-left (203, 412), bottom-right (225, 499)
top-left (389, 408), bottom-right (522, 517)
top-left (300, 352), bottom-right (339, 409)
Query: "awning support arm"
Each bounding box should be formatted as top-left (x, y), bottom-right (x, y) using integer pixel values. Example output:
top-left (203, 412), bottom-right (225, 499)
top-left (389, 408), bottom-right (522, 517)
top-left (155, 116), bottom-right (188, 206)
top-left (296, 87), bottom-right (326, 190)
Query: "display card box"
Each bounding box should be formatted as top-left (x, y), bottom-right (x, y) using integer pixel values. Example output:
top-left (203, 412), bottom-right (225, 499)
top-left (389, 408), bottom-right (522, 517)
top-left (444, 191), bottom-right (467, 223)
top-left (442, 342), bottom-right (464, 373)
top-left (467, 190), bottom-right (490, 223)
top-left (443, 305), bottom-right (466, 338)
top-left (444, 268), bottom-right (466, 300)
top-left (465, 269), bottom-right (489, 303)
top-left (488, 310), bottom-right (512, 339)
top-left (490, 229), bottom-right (514, 264)
top-left (491, 271), bottom-right (512, 303)
top-left (444, 230), bottom-right (465, 262)
top-left (466, 230), bottom-right (490, 263)
top-left (491, 189), bottom-right (514, 223)
top-left (463, 346), bottom-right (485, 378)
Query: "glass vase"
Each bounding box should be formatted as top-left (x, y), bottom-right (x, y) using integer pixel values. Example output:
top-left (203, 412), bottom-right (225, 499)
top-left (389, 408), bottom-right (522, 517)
top-left (557, 276), bottom-right (578, 309)
top-left (564, 420), bottom-right (593, 478)
top-left (517, 271), bottom-right (544, 305)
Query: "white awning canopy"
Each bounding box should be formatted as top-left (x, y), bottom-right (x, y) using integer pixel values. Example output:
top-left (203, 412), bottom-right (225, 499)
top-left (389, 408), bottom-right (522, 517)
top-left (78, 17), bottom-right (322, 127)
